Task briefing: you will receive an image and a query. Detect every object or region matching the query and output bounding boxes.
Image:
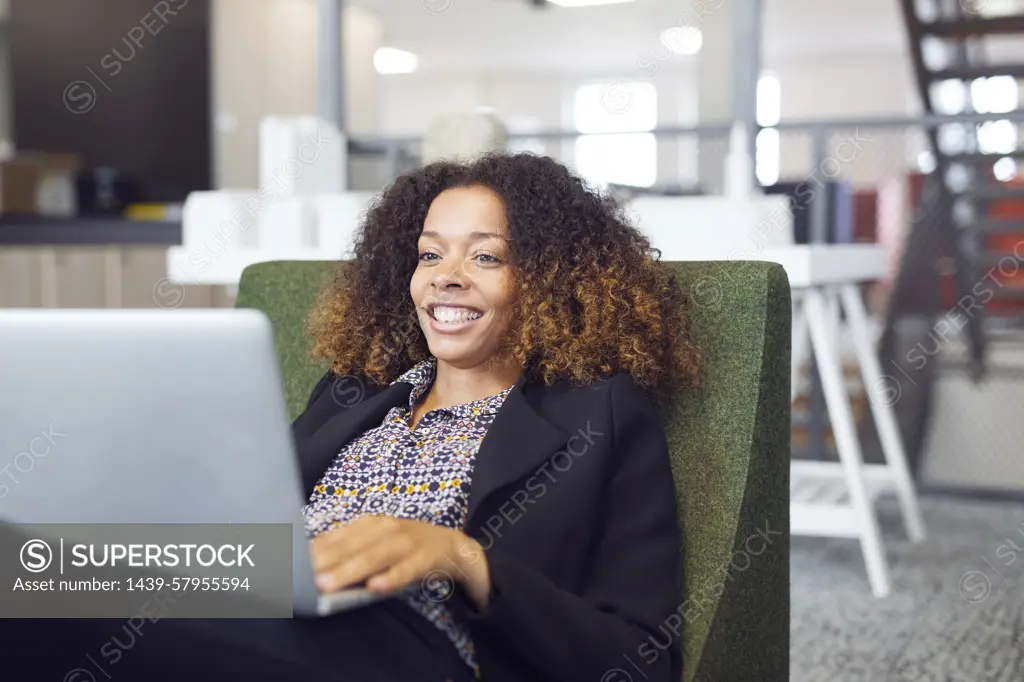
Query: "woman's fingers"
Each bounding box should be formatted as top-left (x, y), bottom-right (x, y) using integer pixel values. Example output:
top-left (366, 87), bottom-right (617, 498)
top-left (309, 517), bottom-right (463, 596)
top-left (366, 552), bottom-right (434, 595)
top-left (320, 534), bottom-right (414, 592)
top-left (310, 515), bottom-right (398, 575)
top-left (314, 521), bottom-right (414, 592)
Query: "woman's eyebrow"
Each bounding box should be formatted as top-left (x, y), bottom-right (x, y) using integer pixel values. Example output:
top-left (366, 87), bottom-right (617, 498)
top-left (419, 230), bottom-right (508, 241)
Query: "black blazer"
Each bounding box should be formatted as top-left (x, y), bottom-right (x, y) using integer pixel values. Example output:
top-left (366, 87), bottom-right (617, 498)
top-left (291, 368), bottom-right (683, 682)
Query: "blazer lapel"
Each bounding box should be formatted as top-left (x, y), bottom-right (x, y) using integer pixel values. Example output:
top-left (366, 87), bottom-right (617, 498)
top-left (299, 380), bottom-right (412, 496)
top-left (466, 374), bottom-right (569, 530)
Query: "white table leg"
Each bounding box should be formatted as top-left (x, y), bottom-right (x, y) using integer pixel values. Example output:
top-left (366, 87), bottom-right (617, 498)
top-left (792, 294), bottom-right (809, 403)
top-left (804, 288), bottom-right (892, 597)
top-left (826, 284), bottom-right (842, 353)
top-left (840, 283), bottom-right (927, 543)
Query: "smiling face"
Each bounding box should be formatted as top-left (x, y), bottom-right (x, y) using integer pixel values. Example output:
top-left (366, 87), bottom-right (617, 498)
top-left (410, 185), bottom-right (516, 370)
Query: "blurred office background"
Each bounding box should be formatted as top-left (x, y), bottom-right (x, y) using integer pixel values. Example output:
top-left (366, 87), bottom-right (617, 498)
top-left (2, 0), bottom-right (1024, 679)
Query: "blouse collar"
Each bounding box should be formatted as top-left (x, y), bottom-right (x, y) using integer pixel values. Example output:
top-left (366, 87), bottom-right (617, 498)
top-left (391, 356), bottom-right (515, 418)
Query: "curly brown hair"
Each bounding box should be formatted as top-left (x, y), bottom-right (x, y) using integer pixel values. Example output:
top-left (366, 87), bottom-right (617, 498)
top-left (307, 151), bottom-right (699, 404)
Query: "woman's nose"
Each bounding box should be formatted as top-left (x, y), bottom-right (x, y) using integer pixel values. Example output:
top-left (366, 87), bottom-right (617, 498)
top-left (432, 266), bottom-right (466, 289)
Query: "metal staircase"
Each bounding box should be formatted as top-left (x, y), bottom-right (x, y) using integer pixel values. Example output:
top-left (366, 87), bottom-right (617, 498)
top-left (891, 0), bottom-right (1024, 382)
top-left (884, 0), bottom-right (1024, 484)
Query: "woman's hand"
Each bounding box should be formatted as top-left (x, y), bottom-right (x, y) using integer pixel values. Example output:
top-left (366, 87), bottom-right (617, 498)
top-left (310, 515), bottom-right (493, 610)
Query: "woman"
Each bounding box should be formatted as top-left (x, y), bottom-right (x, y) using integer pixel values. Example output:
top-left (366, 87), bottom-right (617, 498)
top-left (15, 152), bottom-right (699, 682)
top-left (288, 151), bottom-right (699, 682)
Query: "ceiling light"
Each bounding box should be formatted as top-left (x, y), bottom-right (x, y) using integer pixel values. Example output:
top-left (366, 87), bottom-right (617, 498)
top-left (660, 26), bottom-right (702, 55)
top-left (546, 0), bottom-right (636, 7)
top-left (373, 47), bottom-right (418, 75)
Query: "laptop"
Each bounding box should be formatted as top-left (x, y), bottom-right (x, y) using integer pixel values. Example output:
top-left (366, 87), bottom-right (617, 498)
top-left (0, 307), bottom-right (383, 617)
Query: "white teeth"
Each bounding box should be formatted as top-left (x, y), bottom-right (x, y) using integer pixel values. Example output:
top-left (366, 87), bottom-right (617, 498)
top-left (432, 306), bottom-right (483, 324)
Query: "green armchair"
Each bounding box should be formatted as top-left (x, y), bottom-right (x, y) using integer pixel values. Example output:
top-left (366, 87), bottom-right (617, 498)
top-left (235, 259), bottom-right (791, 682)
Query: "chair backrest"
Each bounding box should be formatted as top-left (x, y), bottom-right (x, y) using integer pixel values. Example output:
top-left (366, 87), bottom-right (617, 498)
top-left (236, 259), bottom-right (791, 682)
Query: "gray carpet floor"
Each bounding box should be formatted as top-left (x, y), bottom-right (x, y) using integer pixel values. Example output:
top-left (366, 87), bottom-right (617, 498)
top-left (792, 495), bottom-right (1024, 682)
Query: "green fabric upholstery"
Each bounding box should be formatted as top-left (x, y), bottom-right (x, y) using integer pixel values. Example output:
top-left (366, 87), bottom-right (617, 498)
top-left (660, 261), bottom-right (790, 682)
top-left (236, 259), bottom-right (791, 682)
top-left (235, 261), bottom-right (337, 419)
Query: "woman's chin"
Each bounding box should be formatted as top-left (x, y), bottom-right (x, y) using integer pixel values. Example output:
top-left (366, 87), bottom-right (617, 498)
top-left (427, 330), bottom-right (505, 364)
top-left (426, 339), bottom-right (476, 363)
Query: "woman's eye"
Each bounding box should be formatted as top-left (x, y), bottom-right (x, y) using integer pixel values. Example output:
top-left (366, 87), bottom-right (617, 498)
top-left (418, 251), bottom-right (501, 264)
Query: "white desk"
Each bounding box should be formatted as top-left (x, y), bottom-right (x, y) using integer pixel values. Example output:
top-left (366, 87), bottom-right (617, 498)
top-left (679, 243), bottom-right (887, 287)
top-left (680, 244), bottom-right (926, 598)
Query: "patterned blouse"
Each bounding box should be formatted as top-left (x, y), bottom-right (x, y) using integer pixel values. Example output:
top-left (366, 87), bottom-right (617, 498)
top-left (302, 356), bottom-right (515, 678)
